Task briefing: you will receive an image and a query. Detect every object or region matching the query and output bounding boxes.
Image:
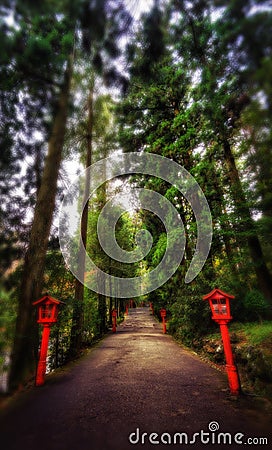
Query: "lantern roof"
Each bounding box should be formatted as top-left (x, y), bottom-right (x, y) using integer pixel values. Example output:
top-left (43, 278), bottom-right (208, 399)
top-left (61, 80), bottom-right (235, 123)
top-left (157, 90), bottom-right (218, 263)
top-left (202, 288), bottom-right (235, 301)
top-left (32, 294), bottom-right (64, 306)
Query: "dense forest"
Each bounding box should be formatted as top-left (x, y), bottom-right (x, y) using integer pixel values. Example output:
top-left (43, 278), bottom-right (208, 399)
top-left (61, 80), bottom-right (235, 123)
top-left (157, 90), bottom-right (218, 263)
top-left (0, 0), bottom-right (272, 394)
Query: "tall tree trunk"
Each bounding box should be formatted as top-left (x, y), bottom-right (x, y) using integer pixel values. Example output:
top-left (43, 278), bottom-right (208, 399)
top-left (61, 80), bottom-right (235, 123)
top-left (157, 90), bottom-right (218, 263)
top-left (97, 160), bottom-right (108, 335)
top-left (223, 139), bottom-right (272, 304)
top-left (69, 82), bottom-right (94, 356)
top-left (205, 161), bottom-right (240, 278)
top-left (98, 293), bottom-right (107, 335)
top-left (8, 57), bottom-right (73, 392)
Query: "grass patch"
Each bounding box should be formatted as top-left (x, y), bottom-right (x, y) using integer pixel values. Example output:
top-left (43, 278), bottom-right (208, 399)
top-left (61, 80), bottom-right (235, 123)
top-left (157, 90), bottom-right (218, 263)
top-left (202, 321), bottom-right (272, 347)
top-left (199, 321), bottom-right (272, 399)
top-left (230, 321), bottom-right (272, 346)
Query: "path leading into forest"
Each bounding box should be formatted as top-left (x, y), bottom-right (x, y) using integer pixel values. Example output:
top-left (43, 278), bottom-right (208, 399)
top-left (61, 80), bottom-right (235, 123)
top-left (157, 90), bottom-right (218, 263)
top-left (0, 307), bottom-right (271, 450)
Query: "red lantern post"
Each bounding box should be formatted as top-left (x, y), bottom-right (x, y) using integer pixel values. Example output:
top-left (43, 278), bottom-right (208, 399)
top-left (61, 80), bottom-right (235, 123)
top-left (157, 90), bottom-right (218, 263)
top-left (203, 288), bottom-right (240, 396)
top-left (32, 295), bottom-right (63, 386)
top-left (160, 308), bottom-right (167, 334)
top-left (149, 302), bottom-right (154, 315)
top-left (112, 309), bottom-right (117, 333)
top-left (125, 303), bottom-right (129, 315)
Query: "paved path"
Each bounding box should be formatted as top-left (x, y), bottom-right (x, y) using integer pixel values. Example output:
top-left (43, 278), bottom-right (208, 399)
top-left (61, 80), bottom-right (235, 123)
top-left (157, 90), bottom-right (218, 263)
top-left (0, 308), bottom-right (271, 449)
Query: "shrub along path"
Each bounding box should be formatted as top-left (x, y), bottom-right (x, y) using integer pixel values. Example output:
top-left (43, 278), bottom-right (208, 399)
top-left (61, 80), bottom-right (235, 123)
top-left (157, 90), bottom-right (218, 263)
top-left (0, 307), bottom-right (271, 449)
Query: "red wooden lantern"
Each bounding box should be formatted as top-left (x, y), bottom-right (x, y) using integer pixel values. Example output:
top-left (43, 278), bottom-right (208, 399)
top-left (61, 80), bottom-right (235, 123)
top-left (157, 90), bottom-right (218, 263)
top-left (160, 308), bottom-right (167, 318)
top-left (33, 294), bottom-right (63, 386)
top-left (112, 309), bottom-right (117, 333)
top-left (33, 294), bottom-right (62, 324)
top-left (203, 288), bottom-right (240, 396)
top-left (202, 288), bottom-right (234, 323)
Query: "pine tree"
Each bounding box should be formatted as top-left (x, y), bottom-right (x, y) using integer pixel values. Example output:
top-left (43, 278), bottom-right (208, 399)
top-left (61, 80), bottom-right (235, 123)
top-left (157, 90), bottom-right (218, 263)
top-left (171, 0), bottom-right (272, 303)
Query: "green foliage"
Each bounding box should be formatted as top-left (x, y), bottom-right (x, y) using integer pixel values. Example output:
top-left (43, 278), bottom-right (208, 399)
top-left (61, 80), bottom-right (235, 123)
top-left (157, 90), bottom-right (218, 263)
top-left (42, 248), bottom-right (75, 367)
top-left (168, 283), bottom-right (212, 345)
top-left (152, 233), bottom-right (167, 266)
top-left (0, 288), bottom-right (17, 367)
top-left (117, 0), bottom-right (272, 353)
top-left (230, 321), bottom-right (272, 346)
top-left (242, 290), bottom-right (270, 322)
top-left (83, 291), bottom-right (102, 342)
top-left (87, 204), bottom-right (139, 280)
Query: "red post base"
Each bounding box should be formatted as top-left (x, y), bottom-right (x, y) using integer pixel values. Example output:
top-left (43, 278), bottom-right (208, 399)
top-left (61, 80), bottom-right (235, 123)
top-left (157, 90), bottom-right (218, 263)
top-left (35, 324), bottom-right (51, 386)
top-left (112, 318), bottom-right (117, 333)
top-left (226, 364), bottom-right (240, 396)
top-left (218, 321), bottom-right (240, 396)
top-left (162, 318), bottom-right (166, 334)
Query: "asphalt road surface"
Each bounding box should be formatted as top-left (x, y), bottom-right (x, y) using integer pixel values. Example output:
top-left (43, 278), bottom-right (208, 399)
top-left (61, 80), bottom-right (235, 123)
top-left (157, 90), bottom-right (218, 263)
top-left (0, 307), bottom-right (271, 450)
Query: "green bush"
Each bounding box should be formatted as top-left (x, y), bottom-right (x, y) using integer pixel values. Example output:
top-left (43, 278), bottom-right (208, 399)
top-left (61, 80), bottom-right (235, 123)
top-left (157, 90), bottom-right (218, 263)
top-left (243, 289), bottom-right (269, 321)
top-left (168, 284), bottom-right (212, 346)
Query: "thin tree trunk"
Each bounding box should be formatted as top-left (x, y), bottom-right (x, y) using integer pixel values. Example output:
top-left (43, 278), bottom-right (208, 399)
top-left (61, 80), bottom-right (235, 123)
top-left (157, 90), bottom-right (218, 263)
top-left (223, 139), bottom-right (272, 304)
top-left (8, 57), bottom-right (73, 392)
top-left (69, 82), bottom-right (94, 356)
top-left (109, 295), bottom-right (113, 326)
top-left (97, 177), bottom-right (108, 335)
top-left (98, 292), bottom-right (107, 335)
top-left (206, 162), bottom-right (240, 278)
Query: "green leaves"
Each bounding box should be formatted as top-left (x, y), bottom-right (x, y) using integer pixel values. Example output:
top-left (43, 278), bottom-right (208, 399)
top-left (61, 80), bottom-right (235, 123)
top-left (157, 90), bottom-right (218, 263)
top-left (116, 0), bottom-right (272, 340)
top-left (152, 233), bottom-right (167, 266)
